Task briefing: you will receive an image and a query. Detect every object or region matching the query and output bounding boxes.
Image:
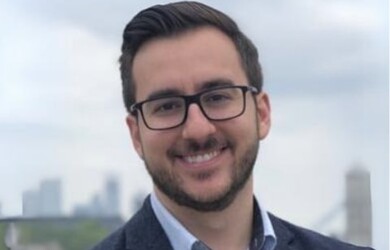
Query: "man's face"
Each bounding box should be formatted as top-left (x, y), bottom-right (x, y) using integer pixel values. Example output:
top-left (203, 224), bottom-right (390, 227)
top-left (127, 27), bottom-right (271, 211)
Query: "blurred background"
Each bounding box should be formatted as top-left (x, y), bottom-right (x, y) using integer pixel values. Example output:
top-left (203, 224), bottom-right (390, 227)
top-left (0, 0), bottom-right (388, 249)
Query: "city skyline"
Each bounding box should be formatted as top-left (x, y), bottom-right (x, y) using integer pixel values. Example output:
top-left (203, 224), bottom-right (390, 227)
top-left (23, 179), bottom-right (62, 217)
top-left (19, 177), bottom-right (122, 218)
top-left (1, 168), bottom-right (373, 248)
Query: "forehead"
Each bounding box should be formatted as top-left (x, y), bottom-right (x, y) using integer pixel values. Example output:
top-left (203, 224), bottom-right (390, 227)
top-left (132, 26), bottom-right (247, 101)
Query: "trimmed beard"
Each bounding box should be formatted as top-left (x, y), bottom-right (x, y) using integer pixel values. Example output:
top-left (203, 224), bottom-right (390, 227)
top-left (144, 138), bottom-right (259, 212)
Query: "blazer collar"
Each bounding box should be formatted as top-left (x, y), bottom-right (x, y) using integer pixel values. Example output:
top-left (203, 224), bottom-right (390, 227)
top-left (124, 196), bottom-right (298, 250)
top-left (125, 196), bottom-right (172, 250)
top-left (269, 213), bottom-right (296, 250)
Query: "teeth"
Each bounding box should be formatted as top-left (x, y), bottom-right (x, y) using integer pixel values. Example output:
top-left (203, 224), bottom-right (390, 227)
top-left (183, 151), bottom-right (219, 164)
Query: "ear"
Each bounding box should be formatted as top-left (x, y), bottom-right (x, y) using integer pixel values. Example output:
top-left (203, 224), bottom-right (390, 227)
top-left (126, 115), bottom-right (144, 159)
top-left (255, 92), bottom-right (271, 140)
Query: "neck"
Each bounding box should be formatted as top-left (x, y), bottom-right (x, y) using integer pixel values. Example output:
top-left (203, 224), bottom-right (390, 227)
top-left (155, 176), bottom-right (254, 250)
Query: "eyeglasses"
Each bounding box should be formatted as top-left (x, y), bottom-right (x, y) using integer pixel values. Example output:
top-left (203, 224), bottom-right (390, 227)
top-left (130, 85), bottom-right (259, 130)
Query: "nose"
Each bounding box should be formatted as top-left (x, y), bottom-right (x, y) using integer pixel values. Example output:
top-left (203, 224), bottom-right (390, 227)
top-left (182, 103), bottom-right (216, 141)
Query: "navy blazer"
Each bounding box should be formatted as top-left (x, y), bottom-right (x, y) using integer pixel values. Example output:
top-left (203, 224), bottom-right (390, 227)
top-left (91, 197), bottom-right (373, 250)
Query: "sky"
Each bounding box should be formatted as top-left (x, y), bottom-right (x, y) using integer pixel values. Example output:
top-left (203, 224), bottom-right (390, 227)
top-left (0, 0), bottom-right (388, 249)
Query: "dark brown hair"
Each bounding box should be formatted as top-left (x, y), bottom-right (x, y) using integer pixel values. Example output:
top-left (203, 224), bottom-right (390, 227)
top-left (120, 1), bottom-right (263, 112)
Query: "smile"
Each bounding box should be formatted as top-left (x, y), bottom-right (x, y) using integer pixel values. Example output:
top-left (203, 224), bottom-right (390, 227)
top-left (182, 150), bottom-right (220, 164)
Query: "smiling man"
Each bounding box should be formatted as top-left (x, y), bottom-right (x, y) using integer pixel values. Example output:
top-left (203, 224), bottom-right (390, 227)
top-left (92, 2), bottom-right (373, 250)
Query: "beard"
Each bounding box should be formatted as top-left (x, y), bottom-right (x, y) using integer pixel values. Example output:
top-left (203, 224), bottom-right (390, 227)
top-left (143, 136), bottom-right (259, 212)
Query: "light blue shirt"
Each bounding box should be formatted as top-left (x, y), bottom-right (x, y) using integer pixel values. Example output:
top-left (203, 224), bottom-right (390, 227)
top-left (151, 192), bottom-right (277, 250)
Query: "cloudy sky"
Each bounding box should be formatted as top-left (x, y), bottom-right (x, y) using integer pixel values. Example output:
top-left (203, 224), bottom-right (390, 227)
top-left (0, 0), bottom-right (388, 248)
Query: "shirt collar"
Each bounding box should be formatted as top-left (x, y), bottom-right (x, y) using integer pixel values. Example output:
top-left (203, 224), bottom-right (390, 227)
top-left (252, 197), bottom-right (277, 250)
top-left (151, 192), bottom-right (277, 250)
top-left (151, 193), bottom-right (197, 250)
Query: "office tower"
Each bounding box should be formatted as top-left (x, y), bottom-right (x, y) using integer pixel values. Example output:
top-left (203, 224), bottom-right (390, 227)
top-left (22, 179), bottom-right (62, 217)
top-left (344, 167), bottom-right (372, 246)
top-left (22, 190), bottom-right (40, 217)
top-left (104, 177), bottom-right (120, 216)
top-left (73, 177), bottom-right (121, 217)
top-left (40, 179), bottom-right (62, 216)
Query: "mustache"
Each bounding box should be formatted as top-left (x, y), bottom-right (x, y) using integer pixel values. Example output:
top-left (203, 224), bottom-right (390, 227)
top-left (168, 136), bottom-right (230, 156)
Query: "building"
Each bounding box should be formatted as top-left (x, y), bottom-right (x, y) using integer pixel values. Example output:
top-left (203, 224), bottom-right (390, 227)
top-left (22, 179), bottom-right (62, 217)
top-left (73, 176), bottom-right (120, 217)
top-left (73, 194), bottom-right (105, 217)
top-left (40, 179), bottom-right (62, 216)
top-left (311, 165), bottom-right (373, 247)
top-left (22, 190), bottom-right (41, 217)
top-left (104, 177), bottom-right (120, 216)
top-left (344, 167), bottom-right (372, 246)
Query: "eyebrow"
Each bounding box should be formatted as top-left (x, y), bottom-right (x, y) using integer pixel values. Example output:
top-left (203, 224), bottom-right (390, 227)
top-left (199, 79), bottom-right (235, 91)
top-left (146, 79), bottom-right (235, 100)
top-left (146, 88), bottom-right (182, 100)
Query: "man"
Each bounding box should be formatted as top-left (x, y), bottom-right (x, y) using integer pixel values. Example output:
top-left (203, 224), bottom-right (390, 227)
top-left (92, 2), bottom-right (373, 250)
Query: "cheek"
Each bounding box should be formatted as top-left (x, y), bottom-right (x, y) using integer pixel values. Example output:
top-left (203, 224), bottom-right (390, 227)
top-left (139, 128), bottom-right (175, 160)
top-left (244, 101), bottom-right (260, 135)
top-left (220, 115), bottom-right (258, 153)
top-left (232, 108), bottom-right (258, 134)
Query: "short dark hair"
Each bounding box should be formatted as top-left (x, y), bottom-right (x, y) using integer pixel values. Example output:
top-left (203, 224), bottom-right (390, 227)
top-left (120, 1), bottom-right (263, 112)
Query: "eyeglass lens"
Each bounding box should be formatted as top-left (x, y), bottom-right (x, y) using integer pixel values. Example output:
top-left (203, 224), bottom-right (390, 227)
top-left (141, 87), bottom-right (247, 129)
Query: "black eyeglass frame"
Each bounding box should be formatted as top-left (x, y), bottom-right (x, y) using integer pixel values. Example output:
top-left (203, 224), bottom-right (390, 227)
top-left (130, 85), bottom-right (259, 130)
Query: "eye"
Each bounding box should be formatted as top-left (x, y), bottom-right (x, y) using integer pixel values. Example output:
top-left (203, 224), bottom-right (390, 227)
top-left (203, 91), bottom-right (233, 105)
top-left (149, 98), bottom-right (184, 115)
top-left (156, 102), bottom-right (179, 112)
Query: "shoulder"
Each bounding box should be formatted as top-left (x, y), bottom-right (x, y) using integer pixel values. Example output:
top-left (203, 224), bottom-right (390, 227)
top-left (90, 225), bottom-right (126, 250)
top-left (269, 214), bottom-right (374, 250)
top-left (91, 196), bottom-right (171, 250)
top-left (90, 210), bottom-right (145, 250)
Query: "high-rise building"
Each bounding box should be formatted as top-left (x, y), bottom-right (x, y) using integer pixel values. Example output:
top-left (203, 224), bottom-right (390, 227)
top-left (344, 167), bottom-right (372, 246)
top-left (22, 179), bottom-right (62, 217)
top-left (104, 177), bottom-right (120, 216)
top-left (72, 176), bottom-right (121, 217)
top-left (73, 194), bottom-right (104, 217)
top-left (22, 190), bottom-right (40, 217)
top-left (40, 179), bottom-right (62, 216)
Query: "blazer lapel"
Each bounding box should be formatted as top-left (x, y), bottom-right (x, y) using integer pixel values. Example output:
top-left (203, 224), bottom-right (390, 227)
top-left (125, 196), bottom-right (173, 250)
top-left (124, 198), bottom-right (301, 250)
top-left (269, 213), bottom-right (297, 250)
